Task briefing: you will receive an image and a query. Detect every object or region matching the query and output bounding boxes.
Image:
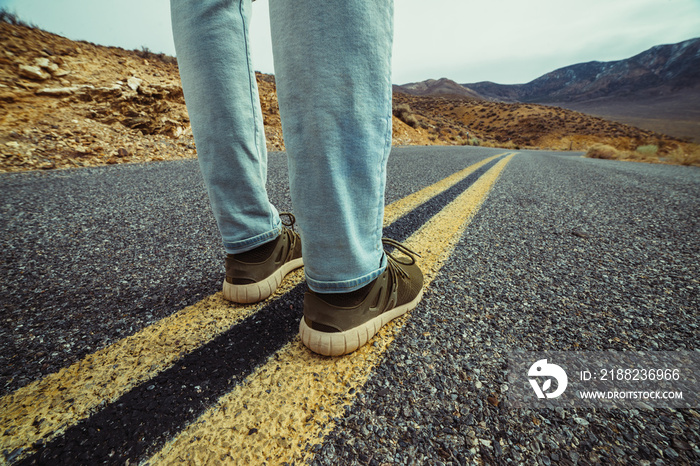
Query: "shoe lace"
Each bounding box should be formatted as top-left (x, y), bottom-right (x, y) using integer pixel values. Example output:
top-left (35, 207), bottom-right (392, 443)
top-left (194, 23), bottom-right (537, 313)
top-left (382, 238), bottom-right (420, 279)
top-left (280, 212), bottom-right (296, 231)
top-left (280, 212), bottom-right (300, 262)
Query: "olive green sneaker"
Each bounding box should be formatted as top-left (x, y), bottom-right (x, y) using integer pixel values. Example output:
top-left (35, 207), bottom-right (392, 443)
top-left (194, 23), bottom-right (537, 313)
top-left (300, 239), bottom-right (424, 356)
top-left (223, 214), bottom-right (303, 304)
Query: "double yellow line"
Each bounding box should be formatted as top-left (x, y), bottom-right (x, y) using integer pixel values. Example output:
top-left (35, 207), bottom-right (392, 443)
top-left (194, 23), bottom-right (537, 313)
top-left (0, 152), bottom-right (515, 464)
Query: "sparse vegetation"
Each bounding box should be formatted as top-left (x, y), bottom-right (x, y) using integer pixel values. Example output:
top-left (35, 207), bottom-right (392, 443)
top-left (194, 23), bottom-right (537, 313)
top-left (134, 45), bottom-right (178, 65)
top-left (392, 103), bottom-right (419, 128)
top-left (635, 144), bottom-right (658, 156)
top-left (0, 8), bottom-right (33, 27)
top-left (666, 145), bottom-right (700, 166)
top-left (586, 144), bottom-right (622, 160)
top-left (586, 142), bottom-right (700, 166)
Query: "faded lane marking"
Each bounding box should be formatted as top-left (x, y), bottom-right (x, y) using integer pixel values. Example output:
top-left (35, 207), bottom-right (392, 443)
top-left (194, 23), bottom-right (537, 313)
top-left (0, 154), bottom-right (507, 460)
top-left (147, 154), bottom-right (516, 465)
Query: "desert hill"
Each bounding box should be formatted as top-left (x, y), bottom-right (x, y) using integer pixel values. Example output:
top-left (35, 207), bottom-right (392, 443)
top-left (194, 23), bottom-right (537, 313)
top-left (392, 93), bottom-right (675, 153)
top-left (0, 17), bottom-right (287, 172)
top-left (392, 78), bottom-right (482, 99)
top-left (0, 17), bottom-right (695, 172)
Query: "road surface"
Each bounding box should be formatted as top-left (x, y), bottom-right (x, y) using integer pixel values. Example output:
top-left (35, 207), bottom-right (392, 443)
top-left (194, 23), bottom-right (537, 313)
top-left (1, 147), bottom-right (698, 464)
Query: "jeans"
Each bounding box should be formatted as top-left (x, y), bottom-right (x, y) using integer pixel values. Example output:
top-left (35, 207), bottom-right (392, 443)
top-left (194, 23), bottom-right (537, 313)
top-left (171, 0), bottom-right (393, 293)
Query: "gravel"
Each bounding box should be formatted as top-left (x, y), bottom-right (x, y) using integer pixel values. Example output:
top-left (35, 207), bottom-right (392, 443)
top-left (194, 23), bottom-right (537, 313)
top-left (313, 151), bottom-right (699, 465)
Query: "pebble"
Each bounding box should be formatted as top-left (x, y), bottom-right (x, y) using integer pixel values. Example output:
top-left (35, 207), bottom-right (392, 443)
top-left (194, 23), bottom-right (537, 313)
top-left (573, 417), bottom-right (589, 426)
top-left (664, 447), bottom-right (679, 460)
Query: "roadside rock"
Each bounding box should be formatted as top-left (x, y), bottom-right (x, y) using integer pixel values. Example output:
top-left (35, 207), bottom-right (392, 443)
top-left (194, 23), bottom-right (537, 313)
top-left (47, 63), bottom-right (70, 77)
top-left (18, 64), bottom-right (50, 81)
top-left (34, 57), bottom-right (51, 69)
top-left (35, 86), bottom-right (81, 97)
top-left (0, 92), bottom-right (17, 102)
top-left (86, 85), bottom-right (123, 99)
top-left (127, 77), bottom-right (142, 92)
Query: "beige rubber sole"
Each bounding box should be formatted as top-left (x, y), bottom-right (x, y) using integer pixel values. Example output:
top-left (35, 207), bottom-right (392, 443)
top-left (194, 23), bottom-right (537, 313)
top-left (299, 288), bottom-right (424, 357)
top-left (222, 257), bottom-right (304, 304)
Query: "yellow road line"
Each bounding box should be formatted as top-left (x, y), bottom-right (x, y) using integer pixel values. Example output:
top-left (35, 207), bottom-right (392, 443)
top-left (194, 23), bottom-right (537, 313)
top-left (0, 154), bottom-right (506, 459)
top-left (383, 152), bottom-right (505, 225)
top-left (0, 282), bottom-right (290, 461)
top-left (147, 154), bottom-right (516, 465)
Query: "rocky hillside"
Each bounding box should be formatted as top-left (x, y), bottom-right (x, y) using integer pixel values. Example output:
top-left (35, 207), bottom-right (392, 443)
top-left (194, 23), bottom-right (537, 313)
top-left (392, 93), bottom-right (678, 153)
top-left (0, 19), bottom-right (693, 172)
top-left (0, 19), bottom-right (283, 172)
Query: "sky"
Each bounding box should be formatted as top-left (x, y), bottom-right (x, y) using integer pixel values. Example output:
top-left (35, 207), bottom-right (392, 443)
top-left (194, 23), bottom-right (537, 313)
top-left (2, 0), bottom-right (700, 85)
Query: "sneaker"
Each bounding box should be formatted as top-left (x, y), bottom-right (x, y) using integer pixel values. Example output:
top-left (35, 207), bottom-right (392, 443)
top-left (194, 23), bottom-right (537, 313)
top-left (299, 238), bottom-right (424, 356)
top-left (223, 213), bottom-right (303, 304)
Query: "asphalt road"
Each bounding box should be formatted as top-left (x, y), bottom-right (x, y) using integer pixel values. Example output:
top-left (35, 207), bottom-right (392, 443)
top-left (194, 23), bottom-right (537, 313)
top-left (1, 146), bottom-right (698, 465)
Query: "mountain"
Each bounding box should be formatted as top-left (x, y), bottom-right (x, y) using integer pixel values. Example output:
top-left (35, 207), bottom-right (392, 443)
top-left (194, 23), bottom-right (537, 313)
top-left (466, 37), bottom-right (700, 103)
top-left (392, 78), bottom-right (483, 99)
top-left (397, 38), bottom-right (700, 141)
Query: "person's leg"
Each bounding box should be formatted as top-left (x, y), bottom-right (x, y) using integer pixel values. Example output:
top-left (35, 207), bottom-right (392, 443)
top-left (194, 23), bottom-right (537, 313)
top-left (269, 0), bottom-right (394, 293)
top-left (171, 0), bottom-right (280, 254)
top-left (171, 0), bottom-right (302, 303)
top-left (269, 0), bottom-right (424, 356)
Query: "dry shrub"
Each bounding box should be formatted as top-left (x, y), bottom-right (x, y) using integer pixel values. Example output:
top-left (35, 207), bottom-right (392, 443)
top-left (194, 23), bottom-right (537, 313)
top-left (667, 145), bottom-right (700, 166)
top-left (392, 103), bottom-right (419, 128)
top-left (586, 144), bottom-right (622, 160)
top-left (0, 8), bottom-right (32, 27)
top-left (134, 46), bottom-right (178, 65)
top-left (586, 142), bottom-right (700, 166)
top-left (635, 144), bottom-right (658, 156)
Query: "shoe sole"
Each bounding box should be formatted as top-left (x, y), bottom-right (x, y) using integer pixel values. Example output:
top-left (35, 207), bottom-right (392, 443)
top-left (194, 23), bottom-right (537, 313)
top-left (222, 257), bottom-right (304, 304)
top-left (299, 288), bottom-right (424, 357)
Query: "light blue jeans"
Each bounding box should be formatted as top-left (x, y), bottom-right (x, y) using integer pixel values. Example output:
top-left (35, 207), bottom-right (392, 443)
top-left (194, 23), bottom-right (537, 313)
top-left (171, 0), bottom-right (393, 293)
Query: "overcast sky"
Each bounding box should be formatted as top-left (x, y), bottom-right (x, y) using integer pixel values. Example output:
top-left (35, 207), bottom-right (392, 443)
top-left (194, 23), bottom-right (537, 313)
top-left (2, 0), bottom-right (699, 85)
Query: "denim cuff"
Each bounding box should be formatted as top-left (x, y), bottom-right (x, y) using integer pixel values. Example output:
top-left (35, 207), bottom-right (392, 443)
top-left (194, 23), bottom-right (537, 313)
top-left (223, 223), bottom-right (282, 255)
top-left (306, 253), bottom-right (387, 293)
